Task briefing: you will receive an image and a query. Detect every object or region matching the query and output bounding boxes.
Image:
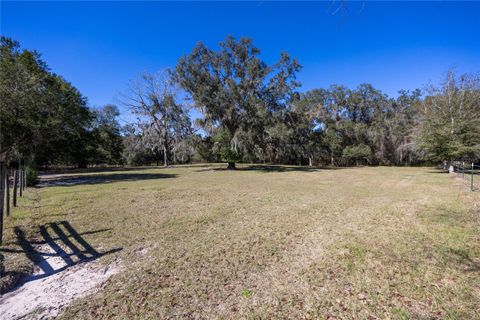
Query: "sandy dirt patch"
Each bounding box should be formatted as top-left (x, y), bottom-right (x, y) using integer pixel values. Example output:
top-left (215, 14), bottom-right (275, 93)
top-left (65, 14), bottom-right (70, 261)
top-left (0, 243), bottom-right (120, 320)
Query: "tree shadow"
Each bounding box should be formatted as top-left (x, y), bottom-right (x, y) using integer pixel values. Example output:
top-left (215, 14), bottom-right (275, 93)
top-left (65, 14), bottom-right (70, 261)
top-left (426, 169), bottom-right (448, 174)
top-left (427, 167), bottom-right (480, 175)
top-left (171, 163), bottom-right (222, 169)
top-left (40, 166), bottom-right (168, 175)
top-left (0, 221), bottom-right (122, 293)
top-left (195, 164), bottom-right (349, 173)
top-left (447, 248), bottom-right (480, 272)
top-left (240, 165), bottom-right (322, 172)
top-left (40, 164), bottom-right (223, 175)
top-left (38, 172), bottom-right (177, 187)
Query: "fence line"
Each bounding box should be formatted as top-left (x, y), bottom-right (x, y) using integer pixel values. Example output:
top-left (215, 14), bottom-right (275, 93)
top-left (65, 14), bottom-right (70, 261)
top-left (0, 163), bottom-right (27, 245)
top-left (452, 161), bottom-right (479, 191)
top-left (0, 163), bottom-right (5, 245)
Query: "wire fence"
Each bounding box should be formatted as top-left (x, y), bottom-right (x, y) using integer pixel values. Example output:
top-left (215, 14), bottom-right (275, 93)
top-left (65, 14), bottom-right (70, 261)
top-left (452, 161), bottom-right (480, 192)
top-left (0, 162), bottom-right (27, 245)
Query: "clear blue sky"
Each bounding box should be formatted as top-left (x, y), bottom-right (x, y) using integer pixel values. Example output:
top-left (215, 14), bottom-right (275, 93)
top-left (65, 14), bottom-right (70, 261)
top-left (2, 1), bottom-right (479, 121)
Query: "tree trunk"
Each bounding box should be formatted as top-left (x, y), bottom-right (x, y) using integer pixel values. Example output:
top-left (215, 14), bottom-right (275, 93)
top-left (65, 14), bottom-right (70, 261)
top-left (163, 117), bottom-right (169, 167)
top-left (163, 145), bottom-right (168, 167)
top-left (308, 156), bottom-right (313, 167)
top-left (13, 169), bottom-right (18, 207)
top-left (227, 162), bottom-right (236, 170)
top-left (19, 168), bottom-right (23, 197)
top-left (0, 164), bottom-right (4, 245)
top-left (6, 168), bottom-right (10, 216)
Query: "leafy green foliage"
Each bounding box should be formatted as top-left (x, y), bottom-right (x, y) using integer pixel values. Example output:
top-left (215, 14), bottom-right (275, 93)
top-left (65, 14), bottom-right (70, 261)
top-left (26, 165), bottom-right (38, 187)
top-left (342, 144), bottom-right (372, 165)
top-left (2, 36), bottom-right (477, 169)
top-left (297, 85), bottom-right (422, 166)
top-left (175, 36), bottom-right (301, 168)
top-left (241, 289), bottom-right (252, 298)
top-left (91, 105), bottom-right (124, 165)
top-left (1, 37), bottom-right (125, 168)
top-left (417, 71), bottom-right (480, 163)
top-left (0, 37), bottom-right (92, 167)
top-left (212, 127), bottom-right (243, 164)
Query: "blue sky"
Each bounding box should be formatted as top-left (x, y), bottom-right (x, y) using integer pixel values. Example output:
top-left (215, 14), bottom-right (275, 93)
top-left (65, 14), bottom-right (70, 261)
top-left (2, 1), bottom-right (479, 121)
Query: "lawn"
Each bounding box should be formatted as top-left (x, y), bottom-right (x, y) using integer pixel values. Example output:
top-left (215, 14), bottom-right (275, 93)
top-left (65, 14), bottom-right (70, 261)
top-left (1, 164), bottom-right (479, 319)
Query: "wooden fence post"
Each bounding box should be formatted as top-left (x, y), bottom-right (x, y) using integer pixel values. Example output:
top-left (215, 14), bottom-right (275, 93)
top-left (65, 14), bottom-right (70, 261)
top-left (6, 167), bottom-right (10, 217)
top-left (13, 169), bottom-right (18, 207)
top-left (0, 164), bottom-right (5, 245)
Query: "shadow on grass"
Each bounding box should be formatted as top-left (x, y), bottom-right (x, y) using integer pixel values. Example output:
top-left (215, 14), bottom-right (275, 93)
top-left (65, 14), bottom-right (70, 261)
top-left (38, 172), bottom-right (177, 187)
top-left (0, 221), bottom-right (121, 293)
top-left (426, 169), bottom-right (448, 174)
top-left (447, 248), bottom-right (480, 272)
top-left (40, 163), bottom-right (223, 175)
top-left (427, 168), bottom-right (480, 175)
top-left (195, 164), bottom-right (350, 173)
top-left (427, 168), bottom-right (480, 190)
top-left (40, 166), bottom-right (167, 175)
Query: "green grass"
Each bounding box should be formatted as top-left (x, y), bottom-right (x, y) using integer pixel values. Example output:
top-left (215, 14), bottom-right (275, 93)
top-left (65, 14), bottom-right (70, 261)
top-left (1, 164), bottom-right (479, 319)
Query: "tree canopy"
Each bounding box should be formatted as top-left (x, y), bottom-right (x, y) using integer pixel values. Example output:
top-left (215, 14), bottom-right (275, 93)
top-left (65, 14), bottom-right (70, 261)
top-left (417, 71), bottom-right (480, 164)
top-left (0, 37), bottom-right (122, 168)
top-left (175, 36), bottom-right (301, 169)
top-left (1, 36), bottom-right (479, 173)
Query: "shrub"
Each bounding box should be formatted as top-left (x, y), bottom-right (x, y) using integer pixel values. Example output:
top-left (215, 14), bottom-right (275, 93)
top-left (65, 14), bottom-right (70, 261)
top-left (26, 166), bottom-right (38, 187)
top-left (342, 144), bottom-right (372, 166)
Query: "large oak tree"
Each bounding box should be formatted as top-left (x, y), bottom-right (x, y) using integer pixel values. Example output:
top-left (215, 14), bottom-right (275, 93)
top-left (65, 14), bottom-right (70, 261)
top-left (175, 36), bottom-right (301, 169)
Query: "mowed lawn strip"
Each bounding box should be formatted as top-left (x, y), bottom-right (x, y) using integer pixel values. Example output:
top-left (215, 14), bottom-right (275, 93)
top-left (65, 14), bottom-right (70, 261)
top-left (2, 165), bottom-right (479, 319)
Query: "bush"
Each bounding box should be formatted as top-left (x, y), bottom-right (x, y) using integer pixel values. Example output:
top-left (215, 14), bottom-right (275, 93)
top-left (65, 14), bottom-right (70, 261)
top-left (26, 166), bottom-right (38, 186)
top-left (342, 144), bottom-right (372, 166)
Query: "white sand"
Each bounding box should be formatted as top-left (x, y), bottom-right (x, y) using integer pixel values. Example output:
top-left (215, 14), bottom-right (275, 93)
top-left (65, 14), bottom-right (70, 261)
top-left (0, 244), bottom-right (120, 319)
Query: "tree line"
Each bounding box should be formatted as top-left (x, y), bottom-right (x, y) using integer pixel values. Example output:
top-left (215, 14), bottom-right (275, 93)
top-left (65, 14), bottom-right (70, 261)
top-left (1, 36), bottom-right (479, 178)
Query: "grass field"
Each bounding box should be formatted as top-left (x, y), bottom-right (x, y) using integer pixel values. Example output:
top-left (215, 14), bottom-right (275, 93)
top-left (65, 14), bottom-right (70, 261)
top-left (1, 164), bottom-right (479, 319)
